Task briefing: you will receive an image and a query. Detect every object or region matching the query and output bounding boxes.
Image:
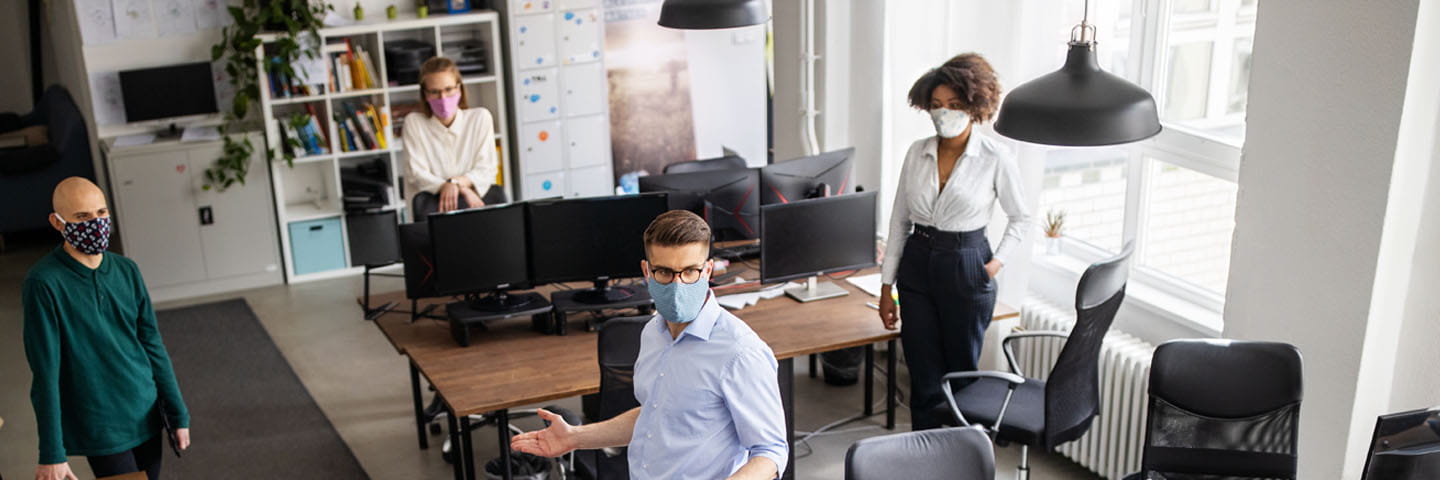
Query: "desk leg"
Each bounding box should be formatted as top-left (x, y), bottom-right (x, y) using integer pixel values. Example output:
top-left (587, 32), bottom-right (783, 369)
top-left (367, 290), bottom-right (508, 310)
top-left (808, 354), bottom-right (817, 379)
top-left (461, 414), bottom-right (476, 480)
top-left (448, 403), bottom-right (464, 480)
top-left (497, 409), bottom-right (513, 480)
top-left (411, 361), bottom-right (428, 450)
top-left (864, 344), bottom-right (875, 416)
top-left (556, 311), bottom-right (567, 336)
top-left (778, 358), bottom-right (795, 480)
top-left (886, 338), bottom-right (897, 430)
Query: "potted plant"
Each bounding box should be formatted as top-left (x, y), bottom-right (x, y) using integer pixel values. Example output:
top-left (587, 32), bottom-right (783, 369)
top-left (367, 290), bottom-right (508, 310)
top-left (206, 0), bottom-right (332, 191)
top-left (1044, 209), bottom-right (1066, 255)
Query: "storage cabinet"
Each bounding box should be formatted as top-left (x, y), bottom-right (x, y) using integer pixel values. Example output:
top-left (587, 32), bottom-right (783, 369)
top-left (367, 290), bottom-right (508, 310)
top-left (499, 1), bottom-right (614, 199)
top-left (105, 136), bottom-right (282, 302)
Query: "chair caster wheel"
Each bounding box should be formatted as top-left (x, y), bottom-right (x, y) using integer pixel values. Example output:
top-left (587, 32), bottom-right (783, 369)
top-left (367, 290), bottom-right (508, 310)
top-left (430, 423), bottom-right (442, 435)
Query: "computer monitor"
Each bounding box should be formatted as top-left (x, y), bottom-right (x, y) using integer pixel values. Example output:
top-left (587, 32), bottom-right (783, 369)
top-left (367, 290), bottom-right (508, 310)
top-left (760, 191), bottom-right (877, 302)
top-left (760, 147), bottom-right (856, 205)
top-left (1362, 407), bottom-right (1440, 480)
top-left (119, 62), bottom-right (218, 123)
top-left (427, 203), bottom-right (533, 311)
top-left (526, 193), bottom-right (670, 304)
top-left (638, 168), bottom-right (759, 241)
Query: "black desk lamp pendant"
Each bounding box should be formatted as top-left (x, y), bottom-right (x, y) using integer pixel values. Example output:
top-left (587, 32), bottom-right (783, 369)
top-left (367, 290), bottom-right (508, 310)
top-left (658, 0), bottom-right (767, 30)
top-left (994, 0), bottom-right (1162, 146)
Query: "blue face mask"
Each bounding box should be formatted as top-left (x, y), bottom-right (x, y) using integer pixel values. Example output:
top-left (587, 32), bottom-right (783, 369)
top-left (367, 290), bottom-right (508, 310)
top-left (647, 271), bottom-right (710, 324)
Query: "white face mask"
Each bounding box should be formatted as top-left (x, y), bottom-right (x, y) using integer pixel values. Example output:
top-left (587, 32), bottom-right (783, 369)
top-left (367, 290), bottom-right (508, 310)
top-left (930, 108), bottom-right (971, 138)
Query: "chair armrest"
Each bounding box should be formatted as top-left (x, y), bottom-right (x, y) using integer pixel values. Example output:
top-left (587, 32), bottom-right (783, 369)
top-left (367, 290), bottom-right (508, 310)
top-left (939, 371), bottom-right (1025, 433)
top-left (1001, 330), bottom-right (1070, 377)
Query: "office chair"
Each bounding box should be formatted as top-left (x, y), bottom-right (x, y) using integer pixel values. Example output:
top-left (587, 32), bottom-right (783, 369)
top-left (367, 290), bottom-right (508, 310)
top-left (573, 316), bottom-right (650, 480)
top-left (411, 183), bottom-right (510, 221)
top-left (844, 426), bottom-right (994, 480)
top-left (662, 155), bottom-right (747, 174)
top-left (1124, 339), bottom-right (1303, 480)
top-left (348, 209), bottom-right (403, 320)
top-left (940, 242), bottom-right (1133, 480)
top-left (1361, 406), bottom-right (1440, 480)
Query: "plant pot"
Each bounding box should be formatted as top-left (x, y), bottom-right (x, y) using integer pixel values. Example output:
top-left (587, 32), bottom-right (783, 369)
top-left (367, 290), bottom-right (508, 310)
top-left (1045, 235), bottom-right (1062, 255)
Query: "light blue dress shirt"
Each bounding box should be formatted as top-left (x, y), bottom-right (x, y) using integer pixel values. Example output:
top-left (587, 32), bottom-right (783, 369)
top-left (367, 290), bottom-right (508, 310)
top-left (629, 293), bottom-right (789, 479)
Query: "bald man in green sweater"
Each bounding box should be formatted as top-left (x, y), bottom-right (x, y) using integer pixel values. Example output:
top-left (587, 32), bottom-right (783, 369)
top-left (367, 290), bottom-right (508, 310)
top-left (23, 177), bottom-right (191, 480)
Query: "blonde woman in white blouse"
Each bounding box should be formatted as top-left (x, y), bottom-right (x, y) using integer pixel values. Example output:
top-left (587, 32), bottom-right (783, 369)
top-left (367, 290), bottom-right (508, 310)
top-left (877, 53), bottom-right (1032, 431)
top-left (405, 57), bottom-right (502, 217)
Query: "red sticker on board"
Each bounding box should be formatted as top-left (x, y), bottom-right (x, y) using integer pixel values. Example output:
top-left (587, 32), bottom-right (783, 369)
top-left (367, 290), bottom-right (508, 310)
top-left (177, 164), bottom-right (185, 173)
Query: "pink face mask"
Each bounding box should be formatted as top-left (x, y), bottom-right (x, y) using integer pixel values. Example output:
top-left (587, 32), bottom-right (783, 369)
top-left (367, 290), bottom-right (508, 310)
top-left (428, 93), bottom-right (461, 120)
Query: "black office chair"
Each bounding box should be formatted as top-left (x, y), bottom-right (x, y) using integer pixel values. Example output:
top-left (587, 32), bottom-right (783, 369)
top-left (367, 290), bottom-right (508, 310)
top-left (939, 242), bottom-right (1133, 480)
top-left (574, 316), bottom-right (649, 480)
top-left (1124, 339), bottom-right (1303, 480)
top-left (844, 426), bottom-right (994, 480)
top-left (662, 155), bottom-right (747, 174)
top-left (348, 209), bottom-right (403, 320)
top-left (411, 184), bottom-right (510, 221)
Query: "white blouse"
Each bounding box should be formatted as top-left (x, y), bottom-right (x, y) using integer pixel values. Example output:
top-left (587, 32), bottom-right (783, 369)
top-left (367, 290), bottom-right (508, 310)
top-left (880, 132), bottom-right (1031, 285)
top-left (403, 107), bottom-right (499, 196)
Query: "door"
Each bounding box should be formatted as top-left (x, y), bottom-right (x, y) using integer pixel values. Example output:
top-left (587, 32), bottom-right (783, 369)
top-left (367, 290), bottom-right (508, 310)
top-left (110, 149), bottom-right (206, 288)
top-left (515, 68), bottom-right (560, 122)
top-left (519, 120), bottom-right (564, 173)
top-left (564, 114), bottom-right (610, 169)
top-left (567, 165), bottom-right (612, 197)
top-left (510, 0), bottom-right (555, 13)
top-left (512, 14), bottom-right (557, 70)
top-left (557, 8), bottom-right (602, 65)
top-left (191, 145), bottom-right (280, 280)
top-left (560, 62), bottom-right (606, 117)
top-left (523, 170), bottom-right (566, 199)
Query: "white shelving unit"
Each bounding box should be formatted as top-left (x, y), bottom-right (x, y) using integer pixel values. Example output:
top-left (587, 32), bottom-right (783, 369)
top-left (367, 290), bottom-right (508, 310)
top-left (255, 11), bottom-right (511, 283)
top-left (496, 0), bottom-right (615, 200)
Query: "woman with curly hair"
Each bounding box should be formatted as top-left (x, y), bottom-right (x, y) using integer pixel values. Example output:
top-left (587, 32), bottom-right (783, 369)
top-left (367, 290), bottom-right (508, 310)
top-left (877, 53), bottom-right (1032, 430)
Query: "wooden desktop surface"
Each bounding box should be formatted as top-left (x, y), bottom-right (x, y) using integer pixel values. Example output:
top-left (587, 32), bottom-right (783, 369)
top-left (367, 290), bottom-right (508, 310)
top-left (371, 270), bottom-right (1017, 417)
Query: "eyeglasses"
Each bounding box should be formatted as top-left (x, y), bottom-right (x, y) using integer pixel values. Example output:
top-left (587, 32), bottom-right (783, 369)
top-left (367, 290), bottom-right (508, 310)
top-left (649, 266), bottom-right (705, 285)
top-left (424, 84), bottom-right (461, 97)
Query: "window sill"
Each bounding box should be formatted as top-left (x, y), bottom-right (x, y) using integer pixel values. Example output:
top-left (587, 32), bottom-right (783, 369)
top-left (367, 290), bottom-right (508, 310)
top-left (1031, 252), bottom-right (1224, 338)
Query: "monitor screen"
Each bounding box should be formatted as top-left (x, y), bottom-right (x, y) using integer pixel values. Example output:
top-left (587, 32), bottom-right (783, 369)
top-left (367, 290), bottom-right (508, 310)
top-left (760, 191), bottom-right (877, 283)
top-left (119, 62), bottom-right (218, 123)
top-left (638, 169), bottom-right (759, 241)
top-left (1363, 407), bottom-right (1440, 480)
top-left (428, 203), bottom-right (530, 295)
top-left (760, 147), bottom-right (856, 205)
top-left (526, 193), bottom-right (670, 284)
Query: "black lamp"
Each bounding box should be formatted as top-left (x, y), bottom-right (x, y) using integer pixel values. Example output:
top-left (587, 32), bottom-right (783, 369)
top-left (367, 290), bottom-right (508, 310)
top-left (658, 0), bottom-right (767, 30)
top-left (994, 1), bottom-right (1161, 146)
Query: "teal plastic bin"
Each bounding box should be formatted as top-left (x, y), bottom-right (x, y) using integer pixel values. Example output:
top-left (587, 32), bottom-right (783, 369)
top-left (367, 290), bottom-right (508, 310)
top-left (289, 217), bottom-right (347, 275)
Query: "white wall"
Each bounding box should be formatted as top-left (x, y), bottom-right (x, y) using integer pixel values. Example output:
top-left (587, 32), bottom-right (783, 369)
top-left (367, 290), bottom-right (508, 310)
top-left (0, 1), bottom-right (33, 114)
top-left (686, 25), bottom-right (767, 166)
top-left (1224, 1), bottom-right (1422, 478)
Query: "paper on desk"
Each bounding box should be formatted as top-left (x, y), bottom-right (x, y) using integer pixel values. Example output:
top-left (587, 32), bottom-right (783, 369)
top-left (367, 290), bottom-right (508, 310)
top-left (114, 133), bottom-right (157, 147)
top-left (845, 273), bottom-right (883, 298)
top-left (717, 293), bottom-right (759, 310)
top-left (181, 126), bottom-right (221, 142)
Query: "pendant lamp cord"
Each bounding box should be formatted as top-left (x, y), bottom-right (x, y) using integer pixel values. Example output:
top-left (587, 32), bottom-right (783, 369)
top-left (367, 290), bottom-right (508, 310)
top-left (1072, 0), bottom-right (1098, 44)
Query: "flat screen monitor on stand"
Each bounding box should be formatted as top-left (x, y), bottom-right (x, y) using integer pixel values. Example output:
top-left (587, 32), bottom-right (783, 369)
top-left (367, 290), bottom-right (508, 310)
top-left (428, 202), bottom-right (537, 312)
top-left (638, 168), bottom-right (759, 241)
top-left (118, 62), bottom-right (219, 135)
top-left (760, 147), bottom-right (856, 205)
top-left (526, 193), bottom-right (670, 305)
top-left (1362, 407), bottom-right (1440, 480)
top-left (760, 191), bottom-right (878, 302)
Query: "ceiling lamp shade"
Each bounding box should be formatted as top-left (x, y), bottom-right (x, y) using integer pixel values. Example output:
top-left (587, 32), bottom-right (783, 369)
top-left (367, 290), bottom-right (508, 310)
top-left (994, 11), bottom-right (1161, 146)
top-left (658, 0), bottom-right (767, 30)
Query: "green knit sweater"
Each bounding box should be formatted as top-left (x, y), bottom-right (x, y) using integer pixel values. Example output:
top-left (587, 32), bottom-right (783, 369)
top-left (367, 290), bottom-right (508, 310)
top-left (22, 247), bottom-right (189, 464)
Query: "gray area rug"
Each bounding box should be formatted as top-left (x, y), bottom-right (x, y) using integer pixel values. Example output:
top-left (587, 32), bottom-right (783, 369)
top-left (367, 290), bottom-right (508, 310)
top-left (158, 299), bottom-right (369, 479)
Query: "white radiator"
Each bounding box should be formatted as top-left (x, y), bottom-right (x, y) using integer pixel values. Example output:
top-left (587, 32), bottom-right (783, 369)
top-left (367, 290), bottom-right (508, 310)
top-left (1014, 299), bottom-right (1155, 480)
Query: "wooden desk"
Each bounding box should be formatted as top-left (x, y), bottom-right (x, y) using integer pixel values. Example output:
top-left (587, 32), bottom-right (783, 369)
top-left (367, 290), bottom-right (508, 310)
top-left (372, 276), bottom-right (1018, 480)
top-left (96, 473), bottom-right (147, 480)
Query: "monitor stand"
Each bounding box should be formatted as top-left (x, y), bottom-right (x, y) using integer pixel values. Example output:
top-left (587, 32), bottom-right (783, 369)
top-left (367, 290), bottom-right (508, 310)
top-left (467, 290), bottom-right (538, 313)
top-left (572, 279), bottom-right (638, 305)
top-left (785, 276), bottom-right (849, 303)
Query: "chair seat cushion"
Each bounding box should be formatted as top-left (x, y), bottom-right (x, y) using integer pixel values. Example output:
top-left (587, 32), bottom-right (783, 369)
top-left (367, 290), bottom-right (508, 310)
top-left (938, 377), bottom-right (1048, 447)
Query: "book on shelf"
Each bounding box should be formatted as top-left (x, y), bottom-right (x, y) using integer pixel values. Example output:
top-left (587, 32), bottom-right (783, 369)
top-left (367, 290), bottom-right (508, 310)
top-left (268, 56), bottom-right (325, 98)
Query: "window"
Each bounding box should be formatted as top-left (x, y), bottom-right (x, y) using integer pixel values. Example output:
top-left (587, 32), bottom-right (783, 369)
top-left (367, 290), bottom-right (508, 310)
top-left (1038, 0), bottom-right (1252, 305)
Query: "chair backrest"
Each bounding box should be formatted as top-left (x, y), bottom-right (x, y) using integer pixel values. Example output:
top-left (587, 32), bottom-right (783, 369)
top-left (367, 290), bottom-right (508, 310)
top-left (663, 155), bottom-right (747, 174)
top-left (398, 221), bottom-right (438, 300)
top-left (1044, 242), bottom-right (1133, 449)
top-left (347, 210), bottom-right (402, 267)
top-left (844, 426), bottom-right (994, 480)
top-left (1141, 339), bottom-right (1303, 479)
top-left (595, 316), bottom-right (650, 480)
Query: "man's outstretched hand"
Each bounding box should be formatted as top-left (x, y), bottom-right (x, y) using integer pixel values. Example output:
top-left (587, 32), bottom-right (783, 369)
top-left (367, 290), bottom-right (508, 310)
top-left (510, 409), bottom-right (578, 458)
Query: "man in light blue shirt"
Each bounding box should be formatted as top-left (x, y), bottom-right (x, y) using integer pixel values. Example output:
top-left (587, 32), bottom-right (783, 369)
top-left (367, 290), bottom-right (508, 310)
top-left (513, 210), bottom-right (788, 480)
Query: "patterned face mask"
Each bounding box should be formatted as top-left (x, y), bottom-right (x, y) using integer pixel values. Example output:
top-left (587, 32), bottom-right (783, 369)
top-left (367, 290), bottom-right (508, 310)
top-left (54, 214), bottom-right (111, 255)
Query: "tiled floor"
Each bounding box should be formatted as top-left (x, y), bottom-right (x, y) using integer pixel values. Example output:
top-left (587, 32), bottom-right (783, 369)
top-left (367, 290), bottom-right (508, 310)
top-left (0, 236), bottom-right (1098, 479)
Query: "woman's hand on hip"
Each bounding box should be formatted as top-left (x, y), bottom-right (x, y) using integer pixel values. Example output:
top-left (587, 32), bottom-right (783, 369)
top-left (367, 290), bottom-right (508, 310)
top-left (985, 259), bottom-right (1003, 279)
top-left (439, 182), bottom-right (460, 212)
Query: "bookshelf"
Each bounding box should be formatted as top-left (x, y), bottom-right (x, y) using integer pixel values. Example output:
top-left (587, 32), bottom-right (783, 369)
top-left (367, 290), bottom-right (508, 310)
top-left (255, 11), bottom-right (511, 283)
